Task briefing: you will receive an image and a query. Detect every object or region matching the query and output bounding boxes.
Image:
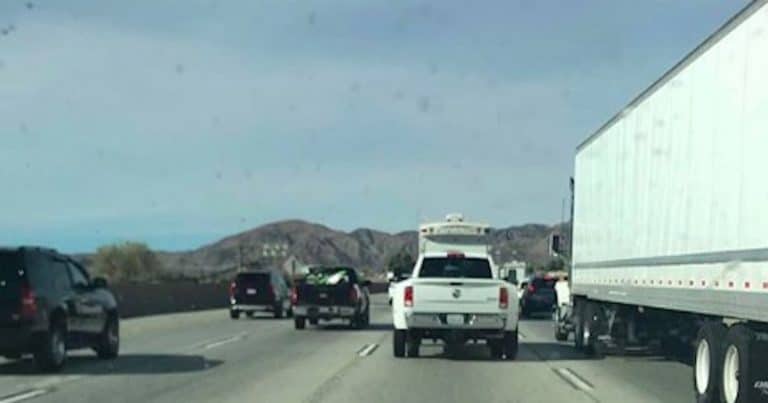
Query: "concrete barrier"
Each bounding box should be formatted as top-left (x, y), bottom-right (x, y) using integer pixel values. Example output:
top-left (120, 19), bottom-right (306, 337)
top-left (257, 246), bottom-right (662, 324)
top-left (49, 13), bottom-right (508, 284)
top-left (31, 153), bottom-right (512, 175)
top-left (113, 282), bottom-right (388, 319)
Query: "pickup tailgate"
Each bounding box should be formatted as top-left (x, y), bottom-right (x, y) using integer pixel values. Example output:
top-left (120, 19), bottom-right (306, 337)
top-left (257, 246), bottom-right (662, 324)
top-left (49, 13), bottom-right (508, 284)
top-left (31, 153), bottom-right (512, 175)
top-left (296, 283), bottom-right (353, 307)
top-left (410, 279), bottom-right (503, 314)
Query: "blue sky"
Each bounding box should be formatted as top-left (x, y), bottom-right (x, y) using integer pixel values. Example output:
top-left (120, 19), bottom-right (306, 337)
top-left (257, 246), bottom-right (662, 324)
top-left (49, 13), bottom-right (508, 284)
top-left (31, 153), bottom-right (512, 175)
top-left (0, 0), bottom-right (747, 252)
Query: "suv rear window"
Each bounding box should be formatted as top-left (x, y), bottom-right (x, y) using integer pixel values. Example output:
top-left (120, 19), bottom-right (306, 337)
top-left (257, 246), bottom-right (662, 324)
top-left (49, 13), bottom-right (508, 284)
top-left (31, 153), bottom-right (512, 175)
top-left (236, 272), bottom-right (270, 286)
top-left (531, 278), bottom-right (556, 289)
top-left (419, 257), bottom-right (492, 279)
top-left (0, 251), bottom-right (24, 294)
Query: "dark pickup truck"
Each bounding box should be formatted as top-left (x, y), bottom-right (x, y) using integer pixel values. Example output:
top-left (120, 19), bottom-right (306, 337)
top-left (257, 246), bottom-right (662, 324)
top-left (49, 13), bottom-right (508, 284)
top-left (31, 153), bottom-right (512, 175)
top-left (292, 267), bottom-right (371, 330)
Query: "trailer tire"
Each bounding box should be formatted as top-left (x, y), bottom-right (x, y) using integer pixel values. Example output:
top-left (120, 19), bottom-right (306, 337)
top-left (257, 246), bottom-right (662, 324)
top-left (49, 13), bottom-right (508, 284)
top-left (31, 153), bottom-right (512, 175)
top-left (693, 322), bottom-right (726, 403)
top-left (582, 302), bottom-right (604, 358)
top-left (720, 325), bottom-right (753, 403)
top-left (574, 300), bottom-right (586, 350)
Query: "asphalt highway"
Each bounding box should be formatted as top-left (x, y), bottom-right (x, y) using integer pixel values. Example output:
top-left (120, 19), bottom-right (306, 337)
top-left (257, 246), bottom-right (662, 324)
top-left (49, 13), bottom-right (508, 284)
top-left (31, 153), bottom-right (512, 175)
top-left (0, 294), bottom-right (693, 403)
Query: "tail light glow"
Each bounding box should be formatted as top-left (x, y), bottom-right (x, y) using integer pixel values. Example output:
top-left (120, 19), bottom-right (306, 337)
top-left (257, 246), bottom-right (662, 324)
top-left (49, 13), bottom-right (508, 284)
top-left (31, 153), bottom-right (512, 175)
top-left (291, 287), bottom-right (299, 305)
top-left (229, 282), bottom-right (237, 297)
top-left (20, 284), bottom-right (37, 319)
top-left (404, 286), bottom-right (414, 307)
top-left (349, 286), bottom-right (360, 303)
top-left (499, 287), bottom-right (509, 309)
top-left (527, 284), bottom-right (536, 294)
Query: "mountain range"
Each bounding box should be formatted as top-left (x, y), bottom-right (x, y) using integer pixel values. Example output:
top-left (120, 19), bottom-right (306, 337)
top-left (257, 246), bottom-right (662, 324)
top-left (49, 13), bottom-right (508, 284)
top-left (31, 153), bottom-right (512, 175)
top-left (143, 219), bottom-right (559, 278)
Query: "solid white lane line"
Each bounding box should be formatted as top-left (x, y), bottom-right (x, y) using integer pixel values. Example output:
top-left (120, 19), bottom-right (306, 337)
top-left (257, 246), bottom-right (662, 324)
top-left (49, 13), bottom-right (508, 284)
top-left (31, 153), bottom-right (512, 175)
top-left (358, 343), bottom-right (379, 357)
top-left (554, 368), bottom-right (594, 392)
top-left (202, 333), bottom-right (247, 350)
top-left (0, 389), bottom-right (50, 403)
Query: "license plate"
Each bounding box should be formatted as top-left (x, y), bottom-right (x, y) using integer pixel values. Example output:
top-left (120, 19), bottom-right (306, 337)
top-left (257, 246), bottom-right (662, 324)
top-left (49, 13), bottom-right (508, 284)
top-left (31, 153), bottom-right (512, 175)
top-left (246, 288), bottom-right (257, 295)
top-left (446, 314), bottom-right (464, 326)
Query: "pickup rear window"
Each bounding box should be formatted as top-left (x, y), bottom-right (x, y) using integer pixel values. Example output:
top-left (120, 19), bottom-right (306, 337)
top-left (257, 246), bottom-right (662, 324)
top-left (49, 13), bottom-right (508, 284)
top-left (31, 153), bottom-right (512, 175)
top-left (418, 257), bottom-right (492, 279)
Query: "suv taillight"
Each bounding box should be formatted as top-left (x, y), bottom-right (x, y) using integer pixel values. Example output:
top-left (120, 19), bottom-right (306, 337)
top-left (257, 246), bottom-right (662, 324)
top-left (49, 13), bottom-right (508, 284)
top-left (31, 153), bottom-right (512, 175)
top-left (499, 287), bottom-right (509, 309)
top-left (20, 284), bottom-right (37, 319)
top-left (527, 284), bottom-right (536, 294)
top-left (229, 282), bottom-right (237, 297)
top-left (291, 287), bottom-right (299, 305)
top-left (404, 286), bottom-right (414, 307)
top-left (349, 286), bottom-right (360, 303)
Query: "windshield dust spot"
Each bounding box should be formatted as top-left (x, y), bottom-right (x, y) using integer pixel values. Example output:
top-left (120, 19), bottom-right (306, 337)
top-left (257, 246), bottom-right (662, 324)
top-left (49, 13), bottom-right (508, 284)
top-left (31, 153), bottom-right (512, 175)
top-left (26, 2), bottom-right (35, 10)
top-left (175, 64), bottom-right (185, 74)
top-left (307, 11), bottom-right (317, 26)
top-left (418, 96), bottom-right (431, 113)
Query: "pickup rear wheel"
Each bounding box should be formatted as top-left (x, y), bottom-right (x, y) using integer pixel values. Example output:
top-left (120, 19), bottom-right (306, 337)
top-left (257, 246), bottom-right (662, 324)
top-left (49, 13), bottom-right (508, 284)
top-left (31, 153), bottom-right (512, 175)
top-left (489, 341), bottom-right (504, 360)
top-left (294, 316), bottom-right (306, 330)
top-left (273, 303), bottom-right (284, 319)
top-left (504, 331), bottom-right (518, 360)
top-left (407, 332), bottom-right (420, 358)
top-left (393, 330), bottom-right (406, 358)
top-left (230, 310), bottom-right (240, 320)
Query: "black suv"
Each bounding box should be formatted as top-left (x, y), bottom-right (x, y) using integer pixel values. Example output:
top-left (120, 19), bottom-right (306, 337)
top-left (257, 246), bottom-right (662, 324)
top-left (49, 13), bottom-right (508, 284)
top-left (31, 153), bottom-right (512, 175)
top-left (229, 270), bottom-right (293, 319)
top-left (519, 275), bottom-right (557, 318)
top-left (0, 247), bottom-right (120, 371)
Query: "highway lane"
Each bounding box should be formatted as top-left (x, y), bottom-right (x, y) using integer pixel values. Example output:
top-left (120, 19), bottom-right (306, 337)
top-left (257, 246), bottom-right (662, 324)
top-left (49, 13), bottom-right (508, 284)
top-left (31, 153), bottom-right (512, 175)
top-left (0, 295), bottom-right (694, 403)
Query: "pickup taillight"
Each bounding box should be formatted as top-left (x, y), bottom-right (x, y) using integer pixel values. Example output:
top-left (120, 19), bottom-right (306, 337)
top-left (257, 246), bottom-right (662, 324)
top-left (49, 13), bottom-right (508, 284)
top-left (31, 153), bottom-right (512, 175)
top-left (499, 286), bottom-right (509, 309)
top-left (349, 286), bottom-right (360, 303)
top-left (20, 284), bottom-right (37, 319)
top-left (229, 282), bottom-right (237, 297)
top-left (404, 286), bottom-right (414, 307)
top-left (291, 287), bottom-right (299, 305)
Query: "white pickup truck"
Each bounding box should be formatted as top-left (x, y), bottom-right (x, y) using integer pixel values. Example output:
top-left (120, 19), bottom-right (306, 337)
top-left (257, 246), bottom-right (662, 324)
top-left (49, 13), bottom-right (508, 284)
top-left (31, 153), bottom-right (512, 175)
top-left (391, 214), bottom-right (519, 359)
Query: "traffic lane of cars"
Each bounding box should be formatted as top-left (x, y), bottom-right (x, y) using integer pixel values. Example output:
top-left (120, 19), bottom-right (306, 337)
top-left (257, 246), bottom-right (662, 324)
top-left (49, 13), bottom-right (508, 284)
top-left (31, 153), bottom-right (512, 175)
top-left (0, 298), bottom-right (392, 403)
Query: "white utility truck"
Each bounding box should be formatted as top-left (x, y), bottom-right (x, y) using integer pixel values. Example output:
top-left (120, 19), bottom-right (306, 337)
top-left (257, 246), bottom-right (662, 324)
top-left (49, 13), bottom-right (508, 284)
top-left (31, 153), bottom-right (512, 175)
top-left (562, 1), bottom-right (768, 402)
top-left (391, 214), bottom-right (519, 359)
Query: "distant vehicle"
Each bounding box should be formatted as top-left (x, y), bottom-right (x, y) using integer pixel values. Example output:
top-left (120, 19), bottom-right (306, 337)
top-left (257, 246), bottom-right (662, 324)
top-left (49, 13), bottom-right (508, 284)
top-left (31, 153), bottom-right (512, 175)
top-left (292, 266), bottom-right (371, 329)
top-left (392, 214), bottom-right (519, 359)
top-left (229, 270), bottom-right (292, 319)
top-left (519, 275), bottom-right (557, 318)
top-left (0, 247), bottom-right (119, 371)
top-left (564, 1), bottom-right (768, 401)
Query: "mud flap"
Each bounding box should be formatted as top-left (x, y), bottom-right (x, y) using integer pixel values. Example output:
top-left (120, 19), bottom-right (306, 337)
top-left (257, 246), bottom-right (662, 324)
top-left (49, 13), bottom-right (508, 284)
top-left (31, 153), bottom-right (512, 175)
top-left (749, 332), bottom-right (768, 401)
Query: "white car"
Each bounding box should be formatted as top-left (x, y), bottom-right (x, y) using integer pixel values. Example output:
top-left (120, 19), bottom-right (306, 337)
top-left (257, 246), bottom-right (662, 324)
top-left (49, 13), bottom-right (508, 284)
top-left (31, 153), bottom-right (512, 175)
top-left (391, 215), bottom-right (519, 359)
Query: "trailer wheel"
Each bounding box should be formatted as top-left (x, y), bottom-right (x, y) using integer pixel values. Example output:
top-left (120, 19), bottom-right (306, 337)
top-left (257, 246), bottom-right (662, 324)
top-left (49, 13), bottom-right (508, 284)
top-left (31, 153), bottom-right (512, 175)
top-left (720, 325), bottom-right (753, 403)
top-left (574, 300), bottom-right (586, 350)
top-left (693, 322), bottom-right (726, 403)
top-left (582, 302), bottom-right (605, 358)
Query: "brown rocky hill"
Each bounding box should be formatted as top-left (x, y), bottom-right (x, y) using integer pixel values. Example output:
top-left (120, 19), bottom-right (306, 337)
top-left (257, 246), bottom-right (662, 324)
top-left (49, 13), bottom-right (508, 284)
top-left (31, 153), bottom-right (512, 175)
top-left (145, 220), bottom-right (557, 277)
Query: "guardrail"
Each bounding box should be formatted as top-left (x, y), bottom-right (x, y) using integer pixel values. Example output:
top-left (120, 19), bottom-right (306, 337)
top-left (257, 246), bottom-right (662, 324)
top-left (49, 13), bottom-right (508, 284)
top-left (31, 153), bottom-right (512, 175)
top-left (113, 282), bottom-right (388, 319)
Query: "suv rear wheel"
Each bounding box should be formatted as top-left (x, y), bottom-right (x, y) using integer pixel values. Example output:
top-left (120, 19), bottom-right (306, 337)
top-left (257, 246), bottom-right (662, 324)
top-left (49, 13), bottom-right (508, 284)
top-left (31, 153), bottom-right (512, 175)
top-left (230, 309), bottom-right (240, 320)
top-left (35, 321), bottom-right (67, 371)
top-left (294, 316), bottom-right (306, 330)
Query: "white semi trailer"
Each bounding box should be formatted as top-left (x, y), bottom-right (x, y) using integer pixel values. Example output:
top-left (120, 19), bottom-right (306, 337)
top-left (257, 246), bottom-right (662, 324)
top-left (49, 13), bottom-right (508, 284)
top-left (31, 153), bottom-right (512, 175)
top-left (565, 1), bottom-right (768, 402)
